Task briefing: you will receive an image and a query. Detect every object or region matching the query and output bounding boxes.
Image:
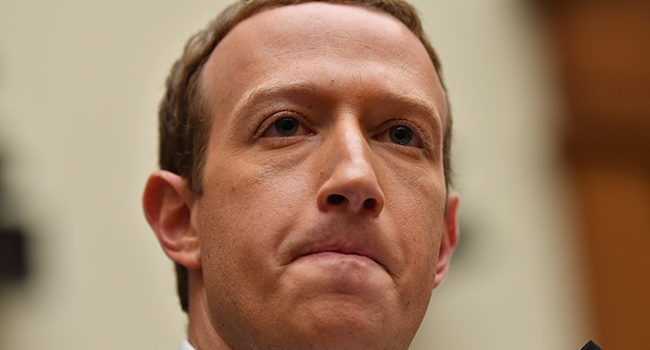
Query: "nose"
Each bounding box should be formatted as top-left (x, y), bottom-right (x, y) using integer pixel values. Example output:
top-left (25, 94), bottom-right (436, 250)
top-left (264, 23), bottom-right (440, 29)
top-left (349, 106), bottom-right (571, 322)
top-left (316, 124), bottom-right (385, 218)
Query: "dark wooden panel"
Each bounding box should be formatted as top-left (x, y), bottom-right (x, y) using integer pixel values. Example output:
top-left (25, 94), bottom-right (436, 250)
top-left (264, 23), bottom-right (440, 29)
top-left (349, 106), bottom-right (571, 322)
top-left (539, 1), bottom-right (650, 349)
top-left (553, 1), bottom-right (650, 125)
top-left (572, 164), bottom-right (650, 349)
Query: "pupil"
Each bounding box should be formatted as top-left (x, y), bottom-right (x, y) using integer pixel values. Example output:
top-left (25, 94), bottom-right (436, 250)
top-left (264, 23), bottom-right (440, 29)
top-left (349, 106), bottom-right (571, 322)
top-left (389, 125), bottom-right (412, 145)
top-left (275, 117), bottom-right (299, 136)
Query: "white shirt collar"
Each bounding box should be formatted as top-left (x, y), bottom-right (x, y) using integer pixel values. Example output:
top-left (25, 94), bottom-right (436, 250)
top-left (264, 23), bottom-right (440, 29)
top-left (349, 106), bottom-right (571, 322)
top-left (178, 339), bottom-right (196, 350)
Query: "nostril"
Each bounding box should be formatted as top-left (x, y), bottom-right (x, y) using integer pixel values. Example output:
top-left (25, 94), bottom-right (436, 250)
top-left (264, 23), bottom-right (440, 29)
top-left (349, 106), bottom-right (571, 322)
top-left (328, 194), bottom-right (345, 205)
top-left (363, 198), bottom-right (375, 210)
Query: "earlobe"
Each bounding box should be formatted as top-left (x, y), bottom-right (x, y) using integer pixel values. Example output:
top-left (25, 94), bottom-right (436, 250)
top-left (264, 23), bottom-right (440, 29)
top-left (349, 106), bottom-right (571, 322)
top-left (434, 192), bottom-right (460, 288)
top-left (143, 170), bottom-right (201, 270)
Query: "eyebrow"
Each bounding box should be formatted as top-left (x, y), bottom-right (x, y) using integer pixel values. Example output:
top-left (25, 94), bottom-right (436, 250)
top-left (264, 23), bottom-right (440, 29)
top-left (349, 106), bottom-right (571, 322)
top-left (234, 80), bottom-right (443, 127)
top-left (228, 81), bottom-right (317, 119)
top-left (241, 80), bottom-right (329, 110)
top-left (369, 89), bottom-right (441, 123)
top-left (247, 80), bottom-right (320, 101)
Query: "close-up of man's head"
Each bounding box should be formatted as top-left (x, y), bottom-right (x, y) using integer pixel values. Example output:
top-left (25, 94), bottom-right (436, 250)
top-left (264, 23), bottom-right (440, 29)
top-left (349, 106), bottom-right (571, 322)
top-left (143, 0), bottom-right (460, 349)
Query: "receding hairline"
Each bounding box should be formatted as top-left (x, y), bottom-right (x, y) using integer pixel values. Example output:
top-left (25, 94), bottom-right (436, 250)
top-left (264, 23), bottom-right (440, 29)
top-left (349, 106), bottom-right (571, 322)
top-left (194, 1), bottom-right (450, 134)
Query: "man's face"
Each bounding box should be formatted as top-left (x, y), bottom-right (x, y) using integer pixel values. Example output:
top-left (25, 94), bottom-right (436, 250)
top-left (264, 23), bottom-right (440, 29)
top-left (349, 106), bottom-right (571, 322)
top-left (194, 3), bottom-right (449, 349)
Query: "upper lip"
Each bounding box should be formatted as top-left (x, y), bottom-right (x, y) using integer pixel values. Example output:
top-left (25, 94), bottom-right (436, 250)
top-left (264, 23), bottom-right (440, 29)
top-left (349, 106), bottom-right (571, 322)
top-left (290, 235), bottom-right (388, 272)
top-left (302, 244), bottom-right (379, 262)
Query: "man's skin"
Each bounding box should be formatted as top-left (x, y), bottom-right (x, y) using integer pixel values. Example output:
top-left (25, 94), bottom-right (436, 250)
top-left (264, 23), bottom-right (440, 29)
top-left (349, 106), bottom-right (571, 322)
top-left (143, 3), bottom-right (460, 350)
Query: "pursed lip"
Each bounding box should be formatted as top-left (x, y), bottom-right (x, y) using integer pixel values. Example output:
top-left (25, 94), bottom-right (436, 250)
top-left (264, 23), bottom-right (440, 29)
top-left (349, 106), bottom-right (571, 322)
top-left (295, 243), bottom-right (387, 271)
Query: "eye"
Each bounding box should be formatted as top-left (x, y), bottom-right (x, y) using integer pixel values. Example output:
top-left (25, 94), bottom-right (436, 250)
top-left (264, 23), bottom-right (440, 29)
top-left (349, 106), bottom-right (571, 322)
top-left (275, 117), bottom-right (299, 136)
top-left (389, 125), bottom-right (413, 145)
top-left (262, 113), bottom-right (313, 138)
top-left (375, 124), bottom-right (421, 148)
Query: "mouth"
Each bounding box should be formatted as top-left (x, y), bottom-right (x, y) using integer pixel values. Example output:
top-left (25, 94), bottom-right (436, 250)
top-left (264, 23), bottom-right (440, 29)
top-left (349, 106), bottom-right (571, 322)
top-left (296, 245), bottom-right (385, 269)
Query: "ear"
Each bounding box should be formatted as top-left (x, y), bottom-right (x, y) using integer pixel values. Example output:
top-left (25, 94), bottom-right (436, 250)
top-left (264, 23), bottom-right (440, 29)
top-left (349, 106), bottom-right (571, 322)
top-left (143, 170), bottom-right (201, 270)
top-left (434, 192), bottom-right (460, 288)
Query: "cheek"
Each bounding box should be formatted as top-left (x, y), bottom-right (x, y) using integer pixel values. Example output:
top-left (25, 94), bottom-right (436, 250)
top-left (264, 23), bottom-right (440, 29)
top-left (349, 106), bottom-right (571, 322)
top-left (381, 164), bottom-right (446, 285)
top-left (196, 157), bottom-right (315, 292)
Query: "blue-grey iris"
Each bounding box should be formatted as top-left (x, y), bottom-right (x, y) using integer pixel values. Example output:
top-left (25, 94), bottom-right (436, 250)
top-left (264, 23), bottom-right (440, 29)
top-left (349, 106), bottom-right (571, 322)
top-left (389, 125), bottom-right (412, 145)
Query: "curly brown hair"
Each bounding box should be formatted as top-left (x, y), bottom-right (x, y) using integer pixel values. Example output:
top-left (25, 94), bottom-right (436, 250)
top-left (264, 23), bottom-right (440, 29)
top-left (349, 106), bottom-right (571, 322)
top-left (158, 0), bottom-right (453, 313)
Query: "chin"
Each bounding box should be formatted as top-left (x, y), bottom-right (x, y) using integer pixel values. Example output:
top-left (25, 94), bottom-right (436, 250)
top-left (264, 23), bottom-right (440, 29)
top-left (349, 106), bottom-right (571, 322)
top-left (290, 327), bottom-right (414, 350)
top-left (276, 299), bottom-right (416, 350)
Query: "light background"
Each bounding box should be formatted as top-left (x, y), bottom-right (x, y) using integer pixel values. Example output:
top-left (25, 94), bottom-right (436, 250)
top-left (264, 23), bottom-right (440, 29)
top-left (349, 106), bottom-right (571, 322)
top-left (0, 0), bottom-right (590, 349)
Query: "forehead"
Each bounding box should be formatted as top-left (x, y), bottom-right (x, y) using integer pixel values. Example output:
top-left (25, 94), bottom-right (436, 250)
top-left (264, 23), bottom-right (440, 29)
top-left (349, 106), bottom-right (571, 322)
top-left (201, 2), bottom-right (446, 122)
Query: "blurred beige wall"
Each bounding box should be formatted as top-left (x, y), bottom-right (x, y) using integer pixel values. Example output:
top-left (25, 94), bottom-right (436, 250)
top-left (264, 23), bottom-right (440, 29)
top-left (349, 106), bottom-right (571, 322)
top-left (0, 0), bottom-right (589, 349)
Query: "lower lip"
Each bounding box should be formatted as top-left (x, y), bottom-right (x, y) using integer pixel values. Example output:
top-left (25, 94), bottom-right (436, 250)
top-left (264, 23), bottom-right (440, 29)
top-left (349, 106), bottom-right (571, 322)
top-left (294, 252), bottom-right (387, 292)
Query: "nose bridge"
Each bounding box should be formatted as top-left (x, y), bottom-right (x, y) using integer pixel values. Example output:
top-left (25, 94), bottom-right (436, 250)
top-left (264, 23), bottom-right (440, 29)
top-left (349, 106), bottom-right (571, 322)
top-left (316, 116), bottom-right (385, 217)
top-left (337, 121), bottom-right (373, 177)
